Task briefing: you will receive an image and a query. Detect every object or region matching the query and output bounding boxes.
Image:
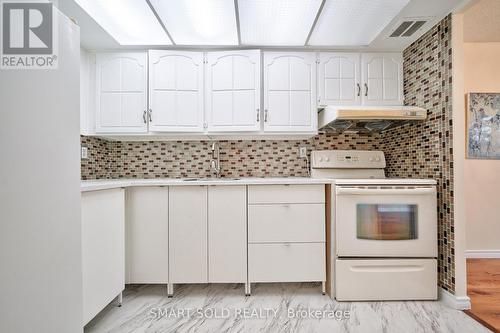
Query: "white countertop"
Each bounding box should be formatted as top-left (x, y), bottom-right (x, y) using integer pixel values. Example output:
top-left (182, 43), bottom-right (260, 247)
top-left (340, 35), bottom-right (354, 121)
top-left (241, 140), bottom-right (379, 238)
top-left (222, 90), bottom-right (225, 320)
top-left (81, 177), bottom-right (333, 192)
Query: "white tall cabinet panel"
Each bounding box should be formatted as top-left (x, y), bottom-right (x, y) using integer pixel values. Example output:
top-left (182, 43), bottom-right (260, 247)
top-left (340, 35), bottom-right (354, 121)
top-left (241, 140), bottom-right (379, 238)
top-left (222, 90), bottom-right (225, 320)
top-left (169, 186), bottom-right (208, 283)
top-left (81, 189), bottom-right (125, 325)
top-left (206, 50), bottom-right (261, 132)
top-left (96, 53), bottom-right (147, 133)
top-left (149, 50), bottom-right (204, 132)
top-left (208, 186), bottom-right (247, 283)
top-left (126, 187), bottom-right (169, 284)
top-left (264, 52), bottom-right (317, 132)
top-left (361, 53), bottom-right (403, 105)
top-left (318, 53), bottom-right (360, 106)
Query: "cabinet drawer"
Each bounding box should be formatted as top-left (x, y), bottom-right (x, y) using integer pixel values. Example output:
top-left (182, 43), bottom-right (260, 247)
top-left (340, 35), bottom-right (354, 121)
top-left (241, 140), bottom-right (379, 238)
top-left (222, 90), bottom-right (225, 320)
top-left (249, 243), bottom-right (325, 282)
top-left (249, 204), bottom-right (325, 243)
top-left (335, 259), bottom-right (437, 301)
top-left (248, 185), bottom-right (325, 204)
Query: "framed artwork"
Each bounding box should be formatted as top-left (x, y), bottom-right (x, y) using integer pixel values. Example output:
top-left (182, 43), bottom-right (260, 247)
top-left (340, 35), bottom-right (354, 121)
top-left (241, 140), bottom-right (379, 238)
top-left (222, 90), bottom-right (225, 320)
top-left (466, 93), bottom-right (500, 159)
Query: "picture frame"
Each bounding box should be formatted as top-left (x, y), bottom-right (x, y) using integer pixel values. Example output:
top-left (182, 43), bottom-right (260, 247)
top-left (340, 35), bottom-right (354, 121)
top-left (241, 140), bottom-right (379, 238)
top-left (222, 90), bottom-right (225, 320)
top-left (466, 92), bottom-right (500, 159)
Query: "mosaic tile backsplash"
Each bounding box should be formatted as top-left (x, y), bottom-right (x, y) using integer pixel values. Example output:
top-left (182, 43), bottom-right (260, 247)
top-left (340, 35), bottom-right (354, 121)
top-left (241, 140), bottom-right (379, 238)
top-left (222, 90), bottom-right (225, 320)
top-left (380, 15), bottom-right (454, 293)
top-left (81, 133), bottom-right (380, 180)
top-left (81, 16), bottom-right (456, 294)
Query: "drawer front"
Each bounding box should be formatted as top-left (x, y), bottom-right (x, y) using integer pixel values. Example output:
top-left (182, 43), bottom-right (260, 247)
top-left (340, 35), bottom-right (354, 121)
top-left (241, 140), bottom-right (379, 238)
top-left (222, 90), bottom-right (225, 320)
top-left (249, 204), bottom-right (325, 243)
top-left (335, 259), bottom-right (437, 301)
top-left (248, 185), bottom-right (325, 204)
top-left (249, 243), bottom-right (325, 282)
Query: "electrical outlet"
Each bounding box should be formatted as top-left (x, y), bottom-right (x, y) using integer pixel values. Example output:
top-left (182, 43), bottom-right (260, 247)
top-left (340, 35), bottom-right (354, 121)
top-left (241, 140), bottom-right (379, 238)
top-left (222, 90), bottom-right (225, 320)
top-left (299, 147), bottom-right (307, 158)
top-left (81, 147), bottom-right (88, 159)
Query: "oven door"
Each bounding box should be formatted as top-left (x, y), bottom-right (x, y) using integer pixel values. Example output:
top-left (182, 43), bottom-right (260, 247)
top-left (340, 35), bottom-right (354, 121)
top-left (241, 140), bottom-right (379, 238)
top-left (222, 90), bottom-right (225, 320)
top-left (335, 186), bottom-right (437, 257)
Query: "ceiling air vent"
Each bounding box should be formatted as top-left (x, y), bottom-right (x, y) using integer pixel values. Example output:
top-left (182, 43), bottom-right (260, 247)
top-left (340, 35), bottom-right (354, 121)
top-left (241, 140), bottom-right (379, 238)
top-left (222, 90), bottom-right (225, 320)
top-left (389, 18), bottom-right (430, 38)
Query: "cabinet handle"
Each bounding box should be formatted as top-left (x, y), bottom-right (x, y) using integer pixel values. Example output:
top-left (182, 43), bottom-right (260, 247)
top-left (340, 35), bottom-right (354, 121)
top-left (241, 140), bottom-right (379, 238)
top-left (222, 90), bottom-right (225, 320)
top-left (357, 83), bottom-right (361, 97)
top-left (148, 109), bottom-right (152, 122)
top-left (364, 83), bottom-right (368, 97)
top-left (143, 110), bottom-right (147, 124)
top-left (264, 109), bottom-right (268, 122)
top-left (256, 108), bottom-right (260, 122)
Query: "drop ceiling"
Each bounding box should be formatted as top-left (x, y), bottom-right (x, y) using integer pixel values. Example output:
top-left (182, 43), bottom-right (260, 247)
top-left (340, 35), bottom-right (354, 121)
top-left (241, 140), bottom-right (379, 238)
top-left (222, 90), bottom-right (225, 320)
top-left (57, 0), bottom-right (470, 51)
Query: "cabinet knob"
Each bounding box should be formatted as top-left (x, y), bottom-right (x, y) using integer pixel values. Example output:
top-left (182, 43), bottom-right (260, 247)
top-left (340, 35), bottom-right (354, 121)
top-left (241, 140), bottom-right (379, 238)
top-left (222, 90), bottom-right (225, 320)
top-left (256, 108), bottom-right (260, 122)
top-left (142, 110), bottom-right (147, 124)
top-left (357, 83), bottom-right (361, 97)
top-left (148, 109), bottom-right (152, 122)
top-left (264, 109), bottom-right (268, 122)
top-left (364, 83), bottom-right (368, 97)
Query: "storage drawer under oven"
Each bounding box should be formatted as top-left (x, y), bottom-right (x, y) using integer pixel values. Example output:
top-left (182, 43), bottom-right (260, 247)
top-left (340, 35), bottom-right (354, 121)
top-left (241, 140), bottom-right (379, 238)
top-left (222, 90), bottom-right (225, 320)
top-left (335, 258), bottom-right (437, 301)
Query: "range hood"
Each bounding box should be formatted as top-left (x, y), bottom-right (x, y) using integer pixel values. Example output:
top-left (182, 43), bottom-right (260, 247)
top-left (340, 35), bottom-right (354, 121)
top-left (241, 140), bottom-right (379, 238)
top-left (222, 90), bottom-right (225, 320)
top-left (318, 105), bottom-right (427, 133)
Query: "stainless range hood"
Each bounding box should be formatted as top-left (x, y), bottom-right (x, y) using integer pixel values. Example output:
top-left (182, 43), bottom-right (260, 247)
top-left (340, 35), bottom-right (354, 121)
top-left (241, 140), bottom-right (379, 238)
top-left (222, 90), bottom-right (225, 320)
top-left (318, 105), bottom-right (427, 133)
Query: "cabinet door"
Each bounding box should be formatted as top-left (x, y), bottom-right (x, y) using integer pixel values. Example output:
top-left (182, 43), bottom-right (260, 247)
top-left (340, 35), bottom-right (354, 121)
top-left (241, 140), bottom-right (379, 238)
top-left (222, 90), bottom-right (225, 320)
top-left (361, 53), bottom-right (403, 105)
top-left (206, 50), bottom-right (261, 132)
top-left (96, 53), bottom-right (147, 133)
top-left (149, 50), bottom-right (204, 132)
top-left (126, 187), bottom-right (168, 284)
top-left (208, 186), bottom-right (247, 283)
top-left (81, 189), bottom-right (125, 325)
top-left (318, 53), bottom-right (360, 106)
top-left (264, 52), bottom-right (317, 132)
top-left (169, 186), bottom-right (208, 283)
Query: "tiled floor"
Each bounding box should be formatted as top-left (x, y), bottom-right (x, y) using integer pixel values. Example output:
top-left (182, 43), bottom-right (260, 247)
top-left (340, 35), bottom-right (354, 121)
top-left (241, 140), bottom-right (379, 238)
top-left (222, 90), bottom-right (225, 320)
top-left (85, 283), bottom-right (490, 333)
top-left (466, 259), bottom-right (500, 332)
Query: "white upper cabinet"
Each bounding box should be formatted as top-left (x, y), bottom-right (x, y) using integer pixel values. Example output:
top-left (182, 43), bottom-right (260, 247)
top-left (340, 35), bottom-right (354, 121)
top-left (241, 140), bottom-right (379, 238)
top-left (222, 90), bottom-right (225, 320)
top-left (206, 50), bottom-right (261, 132)
top-left (149, 50), bottom-right (204, 132)
top-left (263, 52), bottom-right (317, 133)
top-left (361, 53), bottom-right (403, 105)
top-left (318, 53), bottom-right (360, 106)
top-left (96, 53), bottom-right (147, 133)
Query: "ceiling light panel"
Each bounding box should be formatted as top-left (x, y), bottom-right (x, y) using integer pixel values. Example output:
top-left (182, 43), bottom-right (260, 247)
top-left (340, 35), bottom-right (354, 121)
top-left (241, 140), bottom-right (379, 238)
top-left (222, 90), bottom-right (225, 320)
top-left (308, 0), bottom-right (410, 46)
top-left (74, 0), bottom-right (172, 45)
top-left (149, 0), bottom-right (238, 45)
top-left (238, 0), bottom-right (323, 46)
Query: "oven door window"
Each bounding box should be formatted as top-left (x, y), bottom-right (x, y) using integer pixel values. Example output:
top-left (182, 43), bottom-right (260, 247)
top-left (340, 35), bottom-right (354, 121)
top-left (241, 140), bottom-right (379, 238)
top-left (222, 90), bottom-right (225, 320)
top-left (356, 204), bottom-right (418, 240)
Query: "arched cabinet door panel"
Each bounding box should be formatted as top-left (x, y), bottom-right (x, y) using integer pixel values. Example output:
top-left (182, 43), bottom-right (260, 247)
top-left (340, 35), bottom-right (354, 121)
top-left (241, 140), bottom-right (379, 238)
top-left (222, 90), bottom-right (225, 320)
top-left (318, 53), bottom-right (360, 106)
top-left (263, 52), bottom-right (317, 133)
top-left (361, 53), bottom-right (403, 106)
top-left (206, 50), bottom-right (261, 132)
top-left (148, 50), bottom-right (204, 132)
top-left (96, 53), bottom-right (147, 133)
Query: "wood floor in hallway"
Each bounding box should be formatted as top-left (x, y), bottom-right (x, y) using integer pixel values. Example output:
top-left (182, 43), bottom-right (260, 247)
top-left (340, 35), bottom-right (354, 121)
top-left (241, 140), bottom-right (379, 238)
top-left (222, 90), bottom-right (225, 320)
top-left (466, 259), bottom-right (500, 332)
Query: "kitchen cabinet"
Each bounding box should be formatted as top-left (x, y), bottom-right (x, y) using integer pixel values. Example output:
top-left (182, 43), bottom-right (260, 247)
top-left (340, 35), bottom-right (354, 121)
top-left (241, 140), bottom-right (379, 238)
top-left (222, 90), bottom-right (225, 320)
top-left (208, 186), bottom-right (247, 283)
top-left (148, 50), bottom-right (204, 132)
top-left (126, 187), bottom-right (168, 284)
top-left (81, 188), bottom-right (125, 325)
top-left (318, 53), bottom-right (361, 106)
top-left (318, 52), bottom-right (403, 106)
top-left (168, 186), bottom-right (208, 285)
top-left (263, 52), bottom-right (317, 133)
top-left (247, 185), bottom-right (326, 292)
top-left (206, 50), bottom-right (261, 132)
top-left (95, 53), bottom-right (148, 133)
top-left (361, 53), bottom-right (403, 105)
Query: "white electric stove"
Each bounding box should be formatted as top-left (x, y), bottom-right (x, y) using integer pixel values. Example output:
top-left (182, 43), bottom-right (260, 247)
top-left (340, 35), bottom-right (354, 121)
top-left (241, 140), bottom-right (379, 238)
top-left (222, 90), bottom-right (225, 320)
top-left (311, 150), bottom-right (438, 301)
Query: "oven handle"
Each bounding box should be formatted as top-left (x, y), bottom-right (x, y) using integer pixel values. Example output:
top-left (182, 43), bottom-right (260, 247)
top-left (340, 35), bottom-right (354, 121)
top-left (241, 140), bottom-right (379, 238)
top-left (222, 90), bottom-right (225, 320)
top-left (336, 187), bottom-right (436, 196)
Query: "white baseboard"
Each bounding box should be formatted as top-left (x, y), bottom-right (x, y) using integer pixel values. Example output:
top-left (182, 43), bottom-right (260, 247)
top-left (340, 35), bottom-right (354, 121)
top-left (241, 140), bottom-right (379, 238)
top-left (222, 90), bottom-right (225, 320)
top-left (439, 288), bottom-right (471, 310)
top-left (466, 250), bottom-right (500, 258)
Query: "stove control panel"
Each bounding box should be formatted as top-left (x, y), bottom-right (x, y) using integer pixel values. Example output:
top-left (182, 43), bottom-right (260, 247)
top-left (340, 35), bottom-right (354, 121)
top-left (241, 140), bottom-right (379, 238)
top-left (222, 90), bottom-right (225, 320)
top-left (311, 150), bottom-right (386, 169)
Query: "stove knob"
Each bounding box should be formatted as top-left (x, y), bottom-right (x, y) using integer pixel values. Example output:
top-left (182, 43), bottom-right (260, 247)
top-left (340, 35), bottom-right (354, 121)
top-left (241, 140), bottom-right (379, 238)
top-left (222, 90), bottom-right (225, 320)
top-left (369, 157), bottom-right (374, 162)
top-left (375, 156), bottom-right (381, 162)
top-left (325, 157), bottom-right (330, 162)
top-left (319, 157), bottom-right (323, 162)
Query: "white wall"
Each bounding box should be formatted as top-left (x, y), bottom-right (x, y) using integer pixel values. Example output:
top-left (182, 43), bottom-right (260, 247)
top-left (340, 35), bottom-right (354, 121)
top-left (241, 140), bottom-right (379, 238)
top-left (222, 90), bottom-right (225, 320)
top-left (0, 12), bottom-right (83, 333)
top-left (463, 42), bottom-right (500, 253)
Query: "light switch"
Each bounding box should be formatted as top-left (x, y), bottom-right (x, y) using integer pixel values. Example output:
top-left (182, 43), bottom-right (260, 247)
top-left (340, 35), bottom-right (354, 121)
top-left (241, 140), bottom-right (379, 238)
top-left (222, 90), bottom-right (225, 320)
top-left (81, 147), bottom-right (88, 159)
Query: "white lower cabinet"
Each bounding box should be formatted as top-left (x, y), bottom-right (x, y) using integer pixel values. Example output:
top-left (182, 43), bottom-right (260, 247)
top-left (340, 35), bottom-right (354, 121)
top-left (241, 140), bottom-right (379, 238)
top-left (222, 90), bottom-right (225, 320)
top-left (208, 186), bottom-right (247, 283)
top-left (126, 187), bottom-right (169, 284)
top-left (81, 189), bottom-right (125, 325)
top-left (169, 186), bottom-right (208, 284)
top-left (247, 185), bottom-right (326, 292)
